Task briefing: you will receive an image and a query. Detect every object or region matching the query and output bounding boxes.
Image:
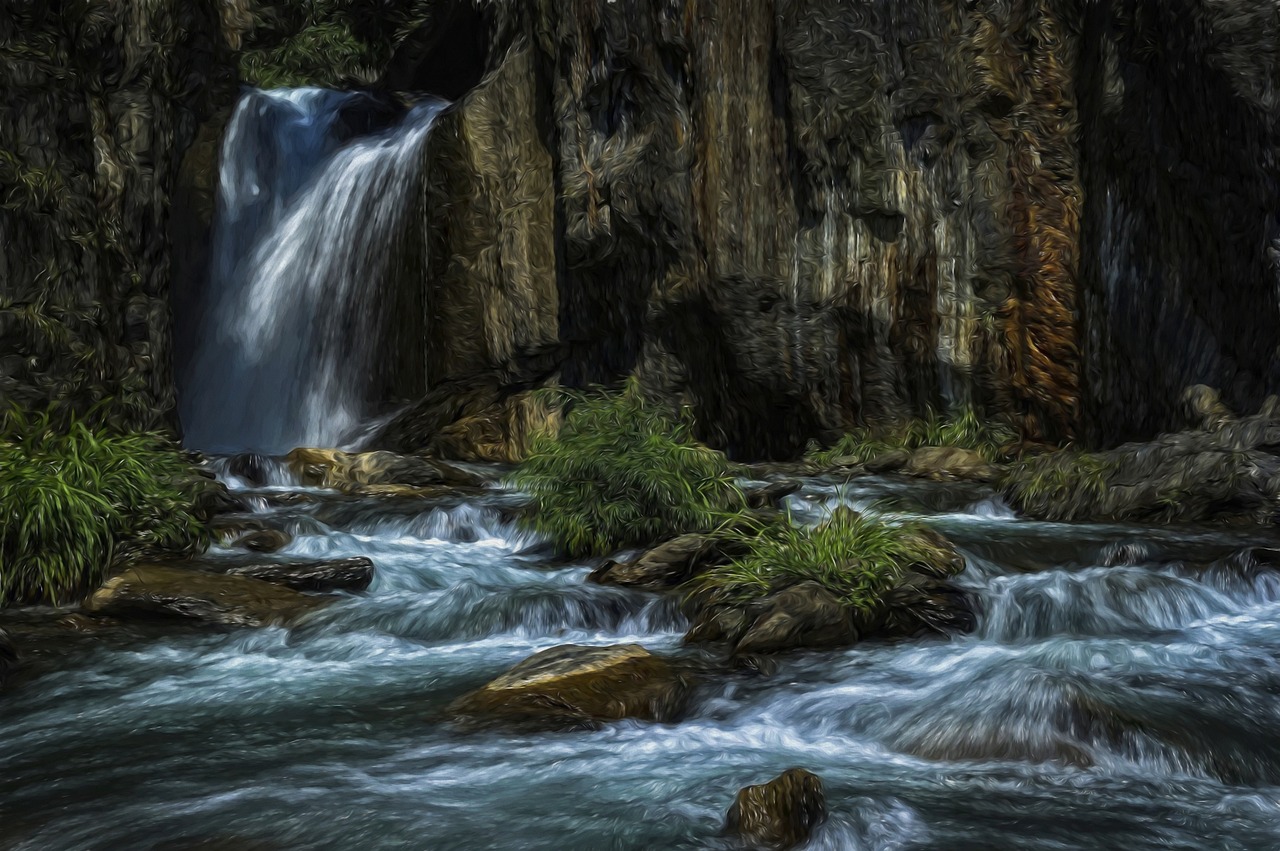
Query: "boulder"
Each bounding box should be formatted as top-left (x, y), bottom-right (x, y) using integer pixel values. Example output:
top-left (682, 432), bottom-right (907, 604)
top-left (234, 528), bottom-right (292, 553)
top-left (590, 532), bottom-right (745, 590)
top-left (448, 644), bottom-right (692, 728)
top-left (903, 446), bottom-right (1000, 482)
top-left (285, 448), bottom-right (487, 492)
top-left (880, 571), bottom-right (977, 637)
top-left (904, 525), bottom-right (967, 579)
top-left (864, 448), bottom-right (911, 473)
top-left (0, 628), bottom-right (17, 687)
top-left (725, 768), bottom-right (827, 850)
top-left (222, 557), bottom-right (374, 593)
top-left (745, 480), bottom-right (803, 510)
top-left (731, 582), bottom-right (857, 656)
top-left (84, 566), bottom-right (328, 628)
top-left (227, 453), bottom-right (271, 487)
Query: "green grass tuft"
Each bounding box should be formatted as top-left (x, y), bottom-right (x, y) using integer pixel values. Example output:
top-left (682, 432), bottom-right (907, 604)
top-left (0, 407), bottom-right (210, 607)
top-left (807, 406), bottom-right (1017, 467)
top-left (508, 387), bottom-right (744, 557)
top-left (689, 507), bottom-right (945, 613)
top-left (1001, 450), bottom-right (1113, 520)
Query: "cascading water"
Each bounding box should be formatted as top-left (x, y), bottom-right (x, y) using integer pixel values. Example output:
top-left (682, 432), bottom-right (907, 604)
top-left (178, 89), bottom-right (445, 454)
top-left (8, 473), bottom-right (1280, 849)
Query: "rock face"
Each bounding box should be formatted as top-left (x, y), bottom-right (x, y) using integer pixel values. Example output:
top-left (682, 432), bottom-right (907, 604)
top-left (725, 768), bottom-right (827, 851)
top-left (0, 0), bottom-right (234, 428)
top-left (448, 644), bottom-right (691, 728)
top-left (84, 566), bottom-right (327, 628)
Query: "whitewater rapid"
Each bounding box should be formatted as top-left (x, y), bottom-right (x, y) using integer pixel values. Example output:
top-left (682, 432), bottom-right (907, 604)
top-left (5, 474), bottom-right (1280, 849)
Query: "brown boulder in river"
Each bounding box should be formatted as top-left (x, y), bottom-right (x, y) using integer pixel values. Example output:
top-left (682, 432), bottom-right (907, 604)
top-left (84, 565), bottom-right (328, 628)
top-left (448, 644), bottom-right (692, 728)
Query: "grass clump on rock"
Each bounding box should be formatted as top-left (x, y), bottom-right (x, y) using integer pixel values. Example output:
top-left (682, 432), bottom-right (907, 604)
top-left (0, 408), bottom-right (210, 607)
top-left (1001, 450), bottom-right (1114, 521)
top-left (690, 508), bottom-right (952, 615)
top-left (808, 406), bottom-right (1016, 467)
top-left (509, 388), bottom-right (743, 558)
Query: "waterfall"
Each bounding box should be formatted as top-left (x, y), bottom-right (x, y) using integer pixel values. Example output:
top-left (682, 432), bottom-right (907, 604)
top-left (178, 89), bottom-right (445, 454)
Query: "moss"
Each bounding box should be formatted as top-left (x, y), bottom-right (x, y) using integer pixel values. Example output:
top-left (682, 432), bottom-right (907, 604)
top-left (0, 406), bottom-right (211, 607)
top-left (807, 406), bottom-right (1018, 467)
top-left (508, 386), bottom-right (744, 558)
top-left (688, 507), bottom-right (948, 614)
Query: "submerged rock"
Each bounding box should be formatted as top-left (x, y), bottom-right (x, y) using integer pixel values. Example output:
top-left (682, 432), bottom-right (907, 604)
top-left (725, 768), bottom-right (827, 850)
top-left (222, 557), bottom-right (374, 594)
top-left (448, 644), bottom-right (692, 728)
top-left (234, 528), bottom-right (292, 553)
top-left (0, 628), bottom-right (17, 687)
top-left (84, 566), bottom-right (328, 628)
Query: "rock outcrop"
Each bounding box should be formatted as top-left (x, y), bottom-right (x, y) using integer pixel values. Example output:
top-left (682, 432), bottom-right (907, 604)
top-left (448, 644), bottom-right (692, 728)
top-left (1003, 387), bottom-right (1280, 523)
top-left (725, 768), bottom-right (827, 851)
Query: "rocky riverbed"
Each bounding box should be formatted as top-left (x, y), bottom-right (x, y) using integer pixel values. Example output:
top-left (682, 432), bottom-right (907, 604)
top-left (5, 460), bottom-right (1280, 849)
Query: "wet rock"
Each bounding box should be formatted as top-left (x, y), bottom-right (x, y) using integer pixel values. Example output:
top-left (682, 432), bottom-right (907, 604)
top-left (881, 571), bottom-right (977, 637)
top-left (904, 446), bottom-right (1000, 482)
top-left (227, 453), bottom-right (271, 487)
top-left (285, 448), bottom-right (487, 492)
top-left (84, 566), bottom-right (328, 628)
top-left (234, 528), bottom-right (292, 553)
top-left (1182, 384), bottom-right (1236, 431)
top-left (350, 483), bottom-right (487, 500)
top-left (222, 557), bottom-right (374, 593)
top-left (448, 644), bottom-right (692, 728)
top-left (725, 768), bottom-right (827, 850)
top-left (192, 481), bottom-right (243, 520)
top-left (0, 628), bottom-right (17, 687)
top-left (683, 604), bottom-right (752, 646)
top-left (732, 582), bottom-right (857, 656)
top-left (745, 480), bottom-right (803, 510)
top-left (864, 449), bottom-right (911, 473)
top-left (906, 525), bottom-right (967, 579)
top-left (211, 515), bottom-right (269, 541)
top-left (590, 532), bottom-right (746, 590)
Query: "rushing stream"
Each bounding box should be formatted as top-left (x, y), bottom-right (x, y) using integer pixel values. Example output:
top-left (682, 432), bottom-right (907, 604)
top-left (5, 472), bottom-right (1280, 849)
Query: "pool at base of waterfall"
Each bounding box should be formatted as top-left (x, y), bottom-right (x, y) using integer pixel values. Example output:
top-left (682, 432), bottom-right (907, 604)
top-left (5, 474), bottom-right (1280, 850)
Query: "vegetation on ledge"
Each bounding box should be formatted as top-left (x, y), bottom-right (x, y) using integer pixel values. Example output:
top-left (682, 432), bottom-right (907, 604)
top-left (508, 388), bottom-right (744, 558)
top-left (0, 408), bottom-right (210, 607)
top-left (806, 407), bottom-right (1018, 467)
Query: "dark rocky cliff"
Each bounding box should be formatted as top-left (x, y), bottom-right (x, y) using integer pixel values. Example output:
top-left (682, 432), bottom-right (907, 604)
top-left (0, 0), bottom-right (235, 430)
top-left (412, 0), bottom-right (1083, 458)
top-left (6, 0), bottom-right (1280, 458)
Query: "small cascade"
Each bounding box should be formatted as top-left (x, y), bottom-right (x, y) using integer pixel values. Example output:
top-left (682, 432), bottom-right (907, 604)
top-left (178, 89), bottom-right (446, 454)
